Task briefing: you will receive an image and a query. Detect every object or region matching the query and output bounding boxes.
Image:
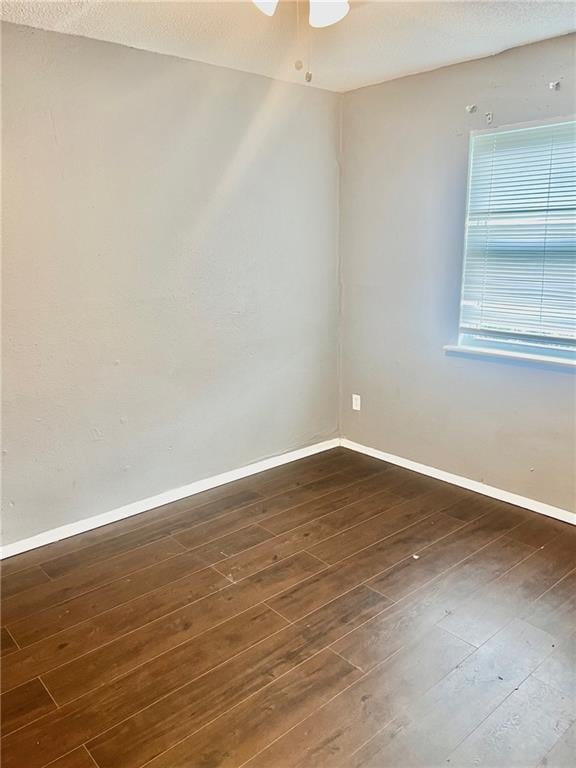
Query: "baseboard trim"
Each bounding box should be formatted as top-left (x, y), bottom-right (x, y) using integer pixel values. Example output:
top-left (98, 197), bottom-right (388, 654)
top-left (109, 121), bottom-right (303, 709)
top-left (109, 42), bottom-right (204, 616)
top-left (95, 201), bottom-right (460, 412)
top-left (341, 438), bottom-right (575, 527)
top-left (0, 438), bottom-right (340, 559)
top-left (3, 435), bottom-right (572, 559)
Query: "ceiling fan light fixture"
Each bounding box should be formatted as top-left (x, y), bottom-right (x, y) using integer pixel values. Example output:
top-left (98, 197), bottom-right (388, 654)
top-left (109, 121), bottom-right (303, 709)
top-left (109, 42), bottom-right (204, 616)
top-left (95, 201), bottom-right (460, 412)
top-left (309, 0), bottom-right (350, 28)
top-left (252, 0), bottom-right (279, 17)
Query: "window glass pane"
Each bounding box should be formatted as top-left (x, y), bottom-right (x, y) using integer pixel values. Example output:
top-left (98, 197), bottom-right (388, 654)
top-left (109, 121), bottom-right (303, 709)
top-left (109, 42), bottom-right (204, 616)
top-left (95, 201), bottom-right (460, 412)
top-left (459, 120), bottom-right (576, 349)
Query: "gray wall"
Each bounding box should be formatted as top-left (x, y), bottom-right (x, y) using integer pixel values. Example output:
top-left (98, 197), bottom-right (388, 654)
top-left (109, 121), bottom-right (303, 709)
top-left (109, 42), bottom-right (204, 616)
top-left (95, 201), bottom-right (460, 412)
top-left (2, 23), bottom-right (339, 544)
top-left (340, 34), bottom-right (576, 512)
top-left (3, 25), bottom-right (575, 548)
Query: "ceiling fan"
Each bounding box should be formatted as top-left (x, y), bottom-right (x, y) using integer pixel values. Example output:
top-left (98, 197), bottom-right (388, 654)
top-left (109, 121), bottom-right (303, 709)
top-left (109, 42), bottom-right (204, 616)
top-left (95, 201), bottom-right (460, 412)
top-left (253, 0), bottom-right (350, 28)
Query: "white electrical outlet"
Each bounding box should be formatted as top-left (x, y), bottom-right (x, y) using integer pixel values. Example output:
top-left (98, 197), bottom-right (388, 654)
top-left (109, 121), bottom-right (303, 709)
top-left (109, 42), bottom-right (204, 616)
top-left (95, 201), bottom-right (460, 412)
top-left (352, 394), bottom-right (361, 411)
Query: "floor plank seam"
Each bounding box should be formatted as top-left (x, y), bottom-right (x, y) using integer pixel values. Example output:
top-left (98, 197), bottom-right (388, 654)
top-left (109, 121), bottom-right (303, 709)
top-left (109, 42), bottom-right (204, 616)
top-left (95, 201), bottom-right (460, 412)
top-left (1, 676), bottom-right (63, 739)
top-left (363, 582), bottom-right (396, 602)
top-left (330, 646), bottom-right (363, 671)
top-left (39, 676), bottom-right (60, 710)
top-left (38, 565), bottom-right (57, 582)
top-left (302, 549), bottom-right (332, 567)
top-left (263, 601), bottom-right (294, 625)
top-left (83, 745), bottom-right (101, 768)
top-left (252, 521), bottom-right (280, 535)
top-left (2, 625), bottom-right (20, 651)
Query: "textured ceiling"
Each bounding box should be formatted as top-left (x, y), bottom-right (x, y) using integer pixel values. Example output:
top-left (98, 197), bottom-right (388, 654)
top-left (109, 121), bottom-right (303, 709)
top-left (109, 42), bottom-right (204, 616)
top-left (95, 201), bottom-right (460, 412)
top-left (2, 1), bottom-right (575, 92)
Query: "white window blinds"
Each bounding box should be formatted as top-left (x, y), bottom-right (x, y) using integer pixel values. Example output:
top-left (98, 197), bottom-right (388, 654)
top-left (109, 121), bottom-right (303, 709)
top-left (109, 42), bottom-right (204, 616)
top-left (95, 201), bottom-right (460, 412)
top-left (459, 119), bottom-right (576, 355)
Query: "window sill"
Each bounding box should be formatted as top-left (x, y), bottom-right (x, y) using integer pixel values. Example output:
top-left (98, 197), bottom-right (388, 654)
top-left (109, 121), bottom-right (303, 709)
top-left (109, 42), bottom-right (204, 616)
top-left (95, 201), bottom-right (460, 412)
top-left (444, 344), bottom-right (576, 369)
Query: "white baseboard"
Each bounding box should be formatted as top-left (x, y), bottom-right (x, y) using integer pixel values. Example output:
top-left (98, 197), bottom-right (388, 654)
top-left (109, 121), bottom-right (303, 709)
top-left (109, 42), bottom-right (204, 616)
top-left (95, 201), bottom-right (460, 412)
top-left (3, 434), bottom-right (572, 560)
top-left (341, 439), bottom-right (575, 527)
top-left (0, 438), bottom-right (340, 560)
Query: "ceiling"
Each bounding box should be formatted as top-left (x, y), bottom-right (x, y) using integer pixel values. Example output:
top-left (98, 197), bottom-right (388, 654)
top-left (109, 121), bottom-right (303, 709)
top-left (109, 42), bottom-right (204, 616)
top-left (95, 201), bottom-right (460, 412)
top-left (2, 1), bottom-right (575, 92)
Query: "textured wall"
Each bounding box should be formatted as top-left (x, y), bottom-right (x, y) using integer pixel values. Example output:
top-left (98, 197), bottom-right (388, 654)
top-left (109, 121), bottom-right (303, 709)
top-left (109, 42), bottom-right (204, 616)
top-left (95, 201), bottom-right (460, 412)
top-left (340, 34), bottom-right (576, 512)
top-left (2, 23), bottom-right (340, 544)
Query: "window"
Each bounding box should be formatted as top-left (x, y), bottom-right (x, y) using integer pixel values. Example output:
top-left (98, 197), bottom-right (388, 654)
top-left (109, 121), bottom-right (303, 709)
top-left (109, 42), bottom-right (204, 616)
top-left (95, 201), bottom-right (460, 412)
top-left (448, 118), bottom-right (576, 366)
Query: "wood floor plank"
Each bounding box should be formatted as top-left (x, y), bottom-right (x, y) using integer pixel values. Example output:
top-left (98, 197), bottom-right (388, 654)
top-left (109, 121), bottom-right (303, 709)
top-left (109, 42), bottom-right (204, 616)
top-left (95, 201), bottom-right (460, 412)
top-left (1, 452), bottom-right (341, 581)
top-left (173, 464), bottom-right (385, 552)
top-left (2, 452), bottom-right (572, 768)
top-left (1, 605), bottom-right (286, 768)
top-left (215, 486), bottom-right (408, 582)
top-left (269, 512), bottom-right (464, 622)
top-left (1, 627), bottom-right (19, 657)
top-left (2, 537), bottom-right (187, 627)
top-left (39, 492), bottom-right (263, 579)
top-left (247, 451), bottom-right (374, 497)
top-left (307, 489), bottom-right (473, 565)
top-left (88, 489), bottom-right (268, 547)
top-left (1, 564), bottom-right (229, 693)
top-left (4, 586), bottom-right (387, 768)
top-left (86, 586), bottom-right (390, 768)
top-left (1, 677), bottom-right (56, 735)
top-left (333, 534), bottom-right (534, 674)
top-left (259, 473), bottom-right (401, 535)
top-left (41, 553), bottom-right (324, 704)
top-left (202, 449), bottom-right (352, 501)
top-left (366, 505), bottom-right (527, 601)
top-left (7, 550), bottom-right (208, 647)
top-left (344, 619), bottom-right (557, 768)
top-left (140, 650), bottom-right (361, 768)
top-left (445, 675), bottom-right (575, 768)
top-left (243, 626), bottom-right (473, 768)
top-left (364, 467), bottom-right (469, 504)
top-left (188, 524), bottom-right (274, 565)
top-left (1, 488), bottom-right (265, 580)
top-left (438, 536), bottom-right (576, 646)
top-left (1, 566), bottom-right (51, 600)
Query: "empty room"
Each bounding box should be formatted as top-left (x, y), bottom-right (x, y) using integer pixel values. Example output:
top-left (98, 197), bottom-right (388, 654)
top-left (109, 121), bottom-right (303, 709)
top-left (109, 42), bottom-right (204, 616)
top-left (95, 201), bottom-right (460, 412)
top-left (1, 1), bottom-right (575, 766)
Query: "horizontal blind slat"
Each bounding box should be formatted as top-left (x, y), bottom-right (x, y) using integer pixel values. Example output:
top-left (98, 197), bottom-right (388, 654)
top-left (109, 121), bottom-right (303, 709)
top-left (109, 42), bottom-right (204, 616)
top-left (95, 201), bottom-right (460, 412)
top-left (459, 120), bottom-right (576, 345)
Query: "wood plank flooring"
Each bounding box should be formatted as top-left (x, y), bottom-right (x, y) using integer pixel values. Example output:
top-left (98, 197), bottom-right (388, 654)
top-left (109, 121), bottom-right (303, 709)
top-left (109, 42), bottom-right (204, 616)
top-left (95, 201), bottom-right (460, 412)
top-left (1, 447), bottom-right (574, 768)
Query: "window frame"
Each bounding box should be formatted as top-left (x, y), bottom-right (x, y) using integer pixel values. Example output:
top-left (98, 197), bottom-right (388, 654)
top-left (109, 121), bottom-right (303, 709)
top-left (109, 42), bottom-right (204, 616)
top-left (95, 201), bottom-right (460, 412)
top-left (445, 115), bottom-right (576, 369)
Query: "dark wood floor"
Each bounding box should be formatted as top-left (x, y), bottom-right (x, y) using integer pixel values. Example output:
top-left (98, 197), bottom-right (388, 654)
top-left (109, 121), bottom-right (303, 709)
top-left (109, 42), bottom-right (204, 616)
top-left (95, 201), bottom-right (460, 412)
top-left (1, 448), bottom-right (575, 768)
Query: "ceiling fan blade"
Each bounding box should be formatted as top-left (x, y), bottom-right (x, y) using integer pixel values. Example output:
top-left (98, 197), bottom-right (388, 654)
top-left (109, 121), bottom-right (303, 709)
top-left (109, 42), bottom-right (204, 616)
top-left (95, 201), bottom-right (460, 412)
top-left (309, 0), bottom-right (350, 28)
top-left (252, 0), bottom-right (280, 17)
